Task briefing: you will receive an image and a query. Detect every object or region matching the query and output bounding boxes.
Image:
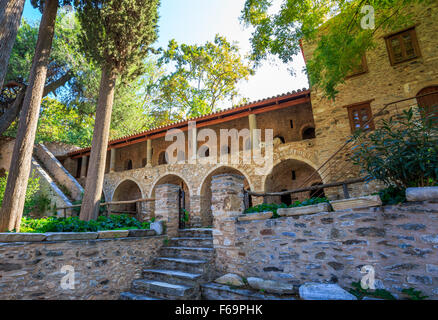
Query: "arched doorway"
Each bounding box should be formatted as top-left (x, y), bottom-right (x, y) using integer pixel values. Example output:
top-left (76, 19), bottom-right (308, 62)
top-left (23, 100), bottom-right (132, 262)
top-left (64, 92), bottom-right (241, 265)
top-left (112, 180), bottom-right (142, 215)
top-left (416, 86), bottom-right (438, 124)
top-left (264, 159), bottom-right (323, 204)
top-left (150, 174), bottom-right (190, 226)
top-left (200, 166), bottom-right (250, 227)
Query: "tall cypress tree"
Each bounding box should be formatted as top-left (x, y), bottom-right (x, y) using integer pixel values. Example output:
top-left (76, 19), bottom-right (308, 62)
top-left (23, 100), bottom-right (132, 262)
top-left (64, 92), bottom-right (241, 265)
top-left (0, 0), bottom-right (73, 232)
top-left (77, 0), bottom-right (159, 221)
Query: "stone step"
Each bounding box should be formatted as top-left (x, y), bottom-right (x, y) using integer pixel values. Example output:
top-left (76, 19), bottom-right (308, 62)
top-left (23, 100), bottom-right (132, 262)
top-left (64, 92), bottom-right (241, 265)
top-left (160, 246), bottom-right (214, 259)
top-left (131, 279), bottom-right (197, 300)
top-left (178, 228), bottom-right (213, 238)
top-left (119, 291), bottom-right (162, 300)
top-left (154, 257), bottom-right (208, 273)
top-left (169, 237), bottom-right (213, 248)
top-left (142, 268), bottom-right (203, 286)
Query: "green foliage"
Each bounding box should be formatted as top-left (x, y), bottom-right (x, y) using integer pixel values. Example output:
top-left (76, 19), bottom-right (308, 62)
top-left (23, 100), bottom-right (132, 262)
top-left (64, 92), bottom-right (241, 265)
top-left (402, 288), bottom-right (428, 300)
top-left (245, 197), bottom-right (329, 218)
top-left (349, 281), bottom-right (396, 300)
top-left (351, 108), bottom-right (438, 189)
top-left (240, 0), bottom-right (429, 99)
top-left (149, 35), bottom-right (254, 122)
top-left (0, 171), bottom-right (41, 214)
top-left (25, 193), bottom-right (52, 217)
top-left (181, 209), bottom-right (190, 223)
top-left (19, 214), bottom-right (152, 233)
top-left (376, 186), bottom-right (406, 205)
top-left (75, 0), bottom-right (160, 81)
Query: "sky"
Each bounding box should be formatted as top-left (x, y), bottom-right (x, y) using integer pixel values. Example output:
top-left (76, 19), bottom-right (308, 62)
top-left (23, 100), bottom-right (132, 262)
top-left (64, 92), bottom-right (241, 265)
top-left (21, 0), bottom-right (309, 107)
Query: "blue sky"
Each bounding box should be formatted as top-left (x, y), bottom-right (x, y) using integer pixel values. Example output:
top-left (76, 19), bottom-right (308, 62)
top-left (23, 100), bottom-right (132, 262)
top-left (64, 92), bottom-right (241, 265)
top-left (21, 0), bottom-right (308, 106)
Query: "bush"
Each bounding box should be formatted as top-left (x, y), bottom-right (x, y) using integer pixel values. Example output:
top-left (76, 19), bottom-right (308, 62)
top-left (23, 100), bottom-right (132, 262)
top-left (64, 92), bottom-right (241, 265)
top-left (0, 171), bottom-right (41, 214)
top-left (245, 197), bottom-right (329, 218)
top-left (351, 108), bottom-right (438, 189)
top-left (376, 186), bottom-right (406, 205)
top-left (19, 214), bottom-right (152, 233)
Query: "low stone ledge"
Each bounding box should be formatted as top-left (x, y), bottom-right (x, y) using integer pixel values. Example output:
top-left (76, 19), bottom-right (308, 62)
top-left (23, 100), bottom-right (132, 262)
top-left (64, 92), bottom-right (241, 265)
top-left (97, 230), bottom-right (130, 239)
top-left (330, 195), bottom-right (382, 211)
top-left (237, 211), bottom-right (273, 222)
top-left (406, 187), bottom-right (438, 202)
top-left (201, 283), bottom-right (296, 300)
top-left (0, 233), bottom-right (47, 242)
top-left (45, 232), bottom-right (98, 241)
top-left (278, 202), bottom-right (331, 217)
top-left (128, 229), bottom-right (156, 237)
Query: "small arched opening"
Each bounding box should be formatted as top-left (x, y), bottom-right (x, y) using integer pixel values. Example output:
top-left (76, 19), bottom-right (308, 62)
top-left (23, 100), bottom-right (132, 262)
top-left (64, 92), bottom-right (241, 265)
top-left (302, 127), bottom-right (316, 140)
top-left (112, 180), bottom-right (142, 216)
top-left (264, 159), bottom-right (323, 204)
top-left (124, 159), bottom-right (133, 171)
top-left (273, 135), bottom-right (285, 147)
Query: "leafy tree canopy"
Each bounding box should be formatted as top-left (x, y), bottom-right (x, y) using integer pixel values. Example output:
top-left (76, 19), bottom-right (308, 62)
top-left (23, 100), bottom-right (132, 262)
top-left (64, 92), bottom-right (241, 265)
top-left (148, 35), bottom-right (255, 123)
top-left (3, 11), bottom-right (160, 146)
top-left (75, 0), bottom-right (160, 80)
top-left (241, 0), bottom-right (431, 99)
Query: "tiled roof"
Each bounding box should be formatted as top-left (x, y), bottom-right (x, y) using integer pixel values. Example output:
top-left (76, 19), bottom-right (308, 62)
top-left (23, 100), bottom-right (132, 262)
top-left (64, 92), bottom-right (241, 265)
top-left (67, 88), bottom-right (310, 156)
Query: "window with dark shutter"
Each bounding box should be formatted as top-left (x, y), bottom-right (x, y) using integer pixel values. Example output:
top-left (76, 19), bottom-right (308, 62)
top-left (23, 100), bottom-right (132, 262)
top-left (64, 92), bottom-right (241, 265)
top-left (385, 27), bottom-right (421, 65)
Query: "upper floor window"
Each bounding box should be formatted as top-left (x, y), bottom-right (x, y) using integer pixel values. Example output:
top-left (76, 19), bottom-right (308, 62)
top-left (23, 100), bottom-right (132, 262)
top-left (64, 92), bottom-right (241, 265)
top-left (346, 55), bottom-right (368, 78)
top-left (346, 102), bottom-right (375, 133)
top-left (385, 27), bottom-right (421, 65)
top-left (158, 151), bottom-right (168, 165)
top-left (124, 159), bottom-right (133, 170)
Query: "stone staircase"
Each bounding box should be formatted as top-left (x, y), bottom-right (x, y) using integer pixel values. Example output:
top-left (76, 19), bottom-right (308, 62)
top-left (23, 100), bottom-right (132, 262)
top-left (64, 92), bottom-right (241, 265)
top-left (120, 228), bottom-right (214, 300)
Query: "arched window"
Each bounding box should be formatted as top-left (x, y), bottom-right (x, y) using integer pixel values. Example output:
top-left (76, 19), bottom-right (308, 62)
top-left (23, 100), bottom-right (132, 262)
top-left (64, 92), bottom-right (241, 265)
top-left (302, 127), bottom-right (316, 140)
top-left (124, 159), bottom-right (133, 170)
top-left (416, 86), bottom-right (438, 122)
top-left (158, 151), bottom-right (168, 165)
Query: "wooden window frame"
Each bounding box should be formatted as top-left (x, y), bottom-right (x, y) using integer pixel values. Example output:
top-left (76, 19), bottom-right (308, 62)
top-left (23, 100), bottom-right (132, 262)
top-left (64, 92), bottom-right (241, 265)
top-left (344, 101), bottom-right (375, 133)
top-left (385, 27), bottom-right (421, 66)
top-left (346, 54), bottom-right (368, 79)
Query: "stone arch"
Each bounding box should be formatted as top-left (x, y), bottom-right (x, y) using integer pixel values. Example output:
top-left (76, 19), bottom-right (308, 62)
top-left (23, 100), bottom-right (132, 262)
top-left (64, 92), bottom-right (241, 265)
top-left (112, 179), bottom-right (143, 216)
top-left (263, 158), bottom-right (323, 204)
top-left (300, 123), bottom-right (316, 140)
top-left (199, 166), bottom-right (251, 227)
top-left (148, 173), bottom-right (191, 221)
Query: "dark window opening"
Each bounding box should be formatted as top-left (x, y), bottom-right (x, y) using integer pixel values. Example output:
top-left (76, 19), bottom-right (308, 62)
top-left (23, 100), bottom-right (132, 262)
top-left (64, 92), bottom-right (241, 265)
top-left (290, 120), bottom-right (294, 128)
top-left (142, 158), bottom-right (147, 167)
top-left (280, 190), bottom-right (292, 206)
top-left (302, 127), bottom-right (316, 140)
top-left (292, 170), bottom-right (296, 180)
top-left (158, 151), bottom-right (168, 165)
top-left (76, 158), bottom-right (82, 178)
top-left (310, 183), bottom-right (325, 199)
top-left (124, 159), bottom-right (133, 170)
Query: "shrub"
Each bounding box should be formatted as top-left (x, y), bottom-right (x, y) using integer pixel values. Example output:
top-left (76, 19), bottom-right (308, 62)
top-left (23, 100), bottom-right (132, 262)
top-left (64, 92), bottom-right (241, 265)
top-left (351, 108), bottom-right (438, 189)
top-left (19, 214), bottom-right (152, 233)
top-left (0, 171), bottom-right (41, 214)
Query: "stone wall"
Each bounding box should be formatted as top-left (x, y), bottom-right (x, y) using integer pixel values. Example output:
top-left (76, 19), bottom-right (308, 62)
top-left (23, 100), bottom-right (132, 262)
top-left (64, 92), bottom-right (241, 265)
top-left (0, 235), bottom-right (164, 300)
top-left (227, 203), bottom-right (438, 298)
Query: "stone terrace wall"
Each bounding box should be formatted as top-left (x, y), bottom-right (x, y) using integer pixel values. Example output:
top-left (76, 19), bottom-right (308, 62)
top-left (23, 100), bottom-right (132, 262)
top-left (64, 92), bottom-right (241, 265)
top-left (229, 203), bottom-right (438, 298)
top-left (0, 236), bottom-right (164, 300)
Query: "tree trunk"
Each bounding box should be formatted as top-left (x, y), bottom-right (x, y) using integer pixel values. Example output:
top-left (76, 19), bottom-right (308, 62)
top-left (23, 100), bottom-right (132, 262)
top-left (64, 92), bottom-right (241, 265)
top-left (0, 0), bottom-right (26, 89)
top-left (0, 71), bottom-right (73, 136)
top-left (0, 0), bottom-right (58, 232)
top-left (79, 64), bottom-right (117, 221)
